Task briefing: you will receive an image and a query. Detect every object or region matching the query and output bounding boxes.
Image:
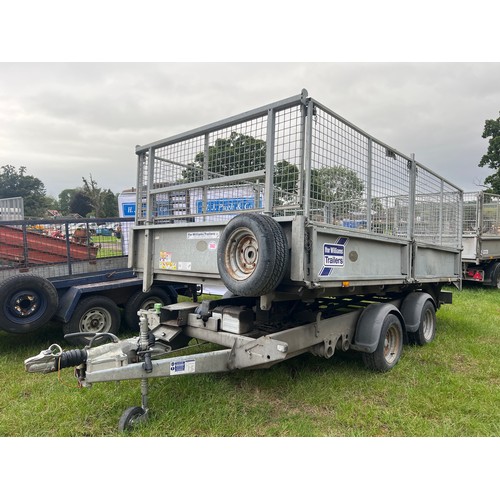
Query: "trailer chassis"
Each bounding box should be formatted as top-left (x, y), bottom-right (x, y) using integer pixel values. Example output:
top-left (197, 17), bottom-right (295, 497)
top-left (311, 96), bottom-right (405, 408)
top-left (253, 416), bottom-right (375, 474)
top-left (25, 286), bottom-right (443, 430)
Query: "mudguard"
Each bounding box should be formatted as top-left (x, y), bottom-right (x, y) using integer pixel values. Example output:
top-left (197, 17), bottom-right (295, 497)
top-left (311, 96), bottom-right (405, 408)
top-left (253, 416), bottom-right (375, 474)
top-left (351, 303), bottom-right (405, 353)
top-left (400, 292), bottom-right (435, 333)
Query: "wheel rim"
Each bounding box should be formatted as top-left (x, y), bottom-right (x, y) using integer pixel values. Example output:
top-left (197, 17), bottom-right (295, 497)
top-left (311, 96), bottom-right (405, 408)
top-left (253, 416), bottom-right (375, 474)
top-left (422, 307), bottom-right (435, 341)
top-left (140, 297), bottom-right (164, 310)
top-left (128, 411), bottom-right (145, 426)
top-left (79, 307), bottom-right (112, 333)
top-left (383, 323), bottom-right (401, 364)
top-left (7, 290), bottom-right (43, 321)
top-left (224, 227), bottom-right (259, 281)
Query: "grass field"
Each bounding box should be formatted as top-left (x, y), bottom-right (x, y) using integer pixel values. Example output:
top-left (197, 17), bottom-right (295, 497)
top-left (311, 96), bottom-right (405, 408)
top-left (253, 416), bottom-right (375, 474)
top-left (0, 285), bottom-right (499, 437)
top-left (92, 234), bottom-right (123, 258)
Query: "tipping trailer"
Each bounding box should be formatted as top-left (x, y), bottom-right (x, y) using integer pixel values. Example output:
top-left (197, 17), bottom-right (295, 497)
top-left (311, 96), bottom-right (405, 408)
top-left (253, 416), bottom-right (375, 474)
top-left (25, 90), bottom-right (463, 431)
top-left (462, 191), bottom-right (500, 288)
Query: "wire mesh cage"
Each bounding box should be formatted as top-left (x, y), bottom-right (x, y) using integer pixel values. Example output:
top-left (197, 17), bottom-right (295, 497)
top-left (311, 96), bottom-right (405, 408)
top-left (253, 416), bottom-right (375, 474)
top-left (463, 191), bottom-right (500, 235)
top-left (135, 90), bottom-right (462, 250)
top-left (0, 217), bottom-right (132, 281)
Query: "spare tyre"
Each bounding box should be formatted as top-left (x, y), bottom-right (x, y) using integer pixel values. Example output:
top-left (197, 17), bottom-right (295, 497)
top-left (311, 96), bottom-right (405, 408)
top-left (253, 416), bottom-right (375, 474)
top-left (0, 275), bottom-right (59, 334)
top-left (217, 213), bottom-right (289, 297)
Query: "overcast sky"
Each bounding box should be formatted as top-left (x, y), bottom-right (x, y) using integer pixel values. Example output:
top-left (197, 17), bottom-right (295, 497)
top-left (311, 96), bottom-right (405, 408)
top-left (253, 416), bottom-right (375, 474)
top-left (1, 62), bottom-right (499, 198)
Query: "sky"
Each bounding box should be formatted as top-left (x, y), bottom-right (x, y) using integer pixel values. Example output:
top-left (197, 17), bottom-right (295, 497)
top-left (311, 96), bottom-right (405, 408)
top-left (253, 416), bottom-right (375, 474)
top-left (1, 1), bottom-right (500, 202)
top-left (1, 61), bottom-right (499, 199)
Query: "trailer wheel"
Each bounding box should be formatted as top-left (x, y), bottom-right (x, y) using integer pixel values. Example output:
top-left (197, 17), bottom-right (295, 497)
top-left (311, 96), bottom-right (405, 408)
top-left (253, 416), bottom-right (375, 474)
top-left (217, 213), bottom-right (289, 297)
top-left (362, 313), bottom-right (403, 372)
top-left (409, 300), bottom-right (436, 346)
top-left (124, 287), bottom-right (174, 330)
top-left (118, 406), bottom-right (147, 432)
top-left (62, 295), bottom-right (121, 344)
top-left (0, 275), bottom-right (59, 334)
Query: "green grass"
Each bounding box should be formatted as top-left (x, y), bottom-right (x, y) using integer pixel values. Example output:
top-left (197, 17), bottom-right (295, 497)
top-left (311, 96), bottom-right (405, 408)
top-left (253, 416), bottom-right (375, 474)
top-left (0, 286), bottom-right (499, 437)
top-left (92, 235), bottom-right (124, 258)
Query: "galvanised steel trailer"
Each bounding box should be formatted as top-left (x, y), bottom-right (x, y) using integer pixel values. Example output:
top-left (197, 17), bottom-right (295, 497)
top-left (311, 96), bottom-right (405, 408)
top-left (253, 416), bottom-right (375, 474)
top-left (25, 90), bottom-right (463, 430)
top-left (462, 191), bottom-right (500, 288)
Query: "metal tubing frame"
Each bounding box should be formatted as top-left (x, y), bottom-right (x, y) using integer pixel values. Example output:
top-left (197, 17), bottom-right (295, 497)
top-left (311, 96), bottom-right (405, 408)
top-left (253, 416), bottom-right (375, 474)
top-left (135, 90), bottom-right (309, 155)
top-left (84, 305), bottom-right (367, 384)
top-left (131, 89), bottom-right (462, 260)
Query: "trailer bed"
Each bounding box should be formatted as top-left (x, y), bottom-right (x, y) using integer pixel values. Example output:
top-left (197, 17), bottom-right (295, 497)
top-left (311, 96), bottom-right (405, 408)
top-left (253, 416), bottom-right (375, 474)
top-left (129, 89), bottom-right (462, 297)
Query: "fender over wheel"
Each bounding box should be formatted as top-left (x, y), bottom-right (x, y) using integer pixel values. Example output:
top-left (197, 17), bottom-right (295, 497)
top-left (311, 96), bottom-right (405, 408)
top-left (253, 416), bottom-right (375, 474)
top-left (400, 292), bottom-right (437, 346)
top-left (0, 275), bottom-right (59, 334)
top-left (217, 213), bottom-right (289, 297)
top-left (409, 300), bottom-right (436, 346)
top-left (362, 313), bottom-right (404, 372)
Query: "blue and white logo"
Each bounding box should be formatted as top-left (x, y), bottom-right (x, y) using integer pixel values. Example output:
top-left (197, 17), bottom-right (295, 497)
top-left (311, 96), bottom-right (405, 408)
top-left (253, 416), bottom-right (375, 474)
top-left (319, 237), bottom-right (348, 277)
top-left (122, 202), bottom-right (136, 216)
top-left (196, 197), bottom-right (262, 214)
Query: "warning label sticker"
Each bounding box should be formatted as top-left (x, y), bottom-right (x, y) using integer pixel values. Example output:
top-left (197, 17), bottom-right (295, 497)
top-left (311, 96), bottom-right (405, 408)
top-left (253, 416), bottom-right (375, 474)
top-left (159, 251), bottom-right (176, 270)
top-left (319, 237), bottom-right (348, 277)
top-left (170, 360), bottom-right (196, 375)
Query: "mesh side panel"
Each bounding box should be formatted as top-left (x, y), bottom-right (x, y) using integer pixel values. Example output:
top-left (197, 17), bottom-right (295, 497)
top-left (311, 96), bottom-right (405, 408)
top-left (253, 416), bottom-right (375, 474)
top-left (371, 143), bottom-right (411, 237)
top-left (414, 168), bottom-right (461, 247)
top-left (482, 192), bottom-right (500, 235)
top-left (310, 107), bottom-right (369, 225)
top-left (462, 192), bottom-right (479, 234)
top-left (137, 118), bottom-right (269, 224)
top-left (272, 105), bottom-right (304, 215)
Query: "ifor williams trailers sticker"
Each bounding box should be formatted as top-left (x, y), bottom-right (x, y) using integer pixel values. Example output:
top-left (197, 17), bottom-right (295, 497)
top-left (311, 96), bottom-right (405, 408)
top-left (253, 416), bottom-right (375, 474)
top-left (319, 237), bottom-right (349, 277)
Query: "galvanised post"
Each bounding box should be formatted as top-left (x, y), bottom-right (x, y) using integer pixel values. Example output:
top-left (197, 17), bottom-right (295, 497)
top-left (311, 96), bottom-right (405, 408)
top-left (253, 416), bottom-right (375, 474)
top-left (303, 99), bottom-right (314, 219)
top-left (264, 108), bottom-right (276, 216)
top-left (439, 179), bottom-right (444, 246)
top-left (367, 138), bottom-right (373, 232)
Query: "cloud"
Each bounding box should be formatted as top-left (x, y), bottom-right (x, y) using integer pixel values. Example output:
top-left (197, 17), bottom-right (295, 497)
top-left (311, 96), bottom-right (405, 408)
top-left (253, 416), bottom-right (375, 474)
top-left (1, 62), bottom-right (499, 197)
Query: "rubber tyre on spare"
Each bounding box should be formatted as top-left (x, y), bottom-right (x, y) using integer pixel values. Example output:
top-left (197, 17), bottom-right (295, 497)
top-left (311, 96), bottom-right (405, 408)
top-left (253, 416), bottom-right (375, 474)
top-left (124, 286), bottom-right (174, 330)
top-left (62, 295), bottom-right (121, 345)
top-left (217, 213), bottom-right (289, 297)
top-left (362, 313), bottom-right (404, 372)
top-left (0, 275), bottom-right (59, 334)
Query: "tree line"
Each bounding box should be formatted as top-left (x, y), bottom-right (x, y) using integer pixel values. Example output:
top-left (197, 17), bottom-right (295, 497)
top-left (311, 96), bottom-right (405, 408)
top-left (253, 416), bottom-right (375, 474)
top-left (0, 166), bottom-right (119, 218)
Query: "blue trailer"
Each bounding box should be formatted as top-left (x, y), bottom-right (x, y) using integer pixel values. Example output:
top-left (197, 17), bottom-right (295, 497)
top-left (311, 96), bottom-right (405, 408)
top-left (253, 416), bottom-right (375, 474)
top-left (0, 216), bottom-right (193, 340)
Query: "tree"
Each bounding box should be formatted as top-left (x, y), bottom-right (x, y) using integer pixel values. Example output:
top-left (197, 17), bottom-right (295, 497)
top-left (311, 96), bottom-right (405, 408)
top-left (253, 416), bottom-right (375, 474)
top-left (58, 188), bottom-right (77, 215)
top-left (479, 111), bottom-right (500, 193)
top-left (69, 190), bottom-right (93, 217)
top-left (80, 174), bottom-right (118, 217)
top-left (310, 165), bottom-right (365, 219)
top-left (184, 132), bottom-right (267, 182)
top-left (273, 160), bottom-right (300, 206)
top-left (101, 189), bottom-right (119, 217)
top-left (185, 134), bottom-right (364, 218)
top-left (0, 165), bottom-right (53, 217)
